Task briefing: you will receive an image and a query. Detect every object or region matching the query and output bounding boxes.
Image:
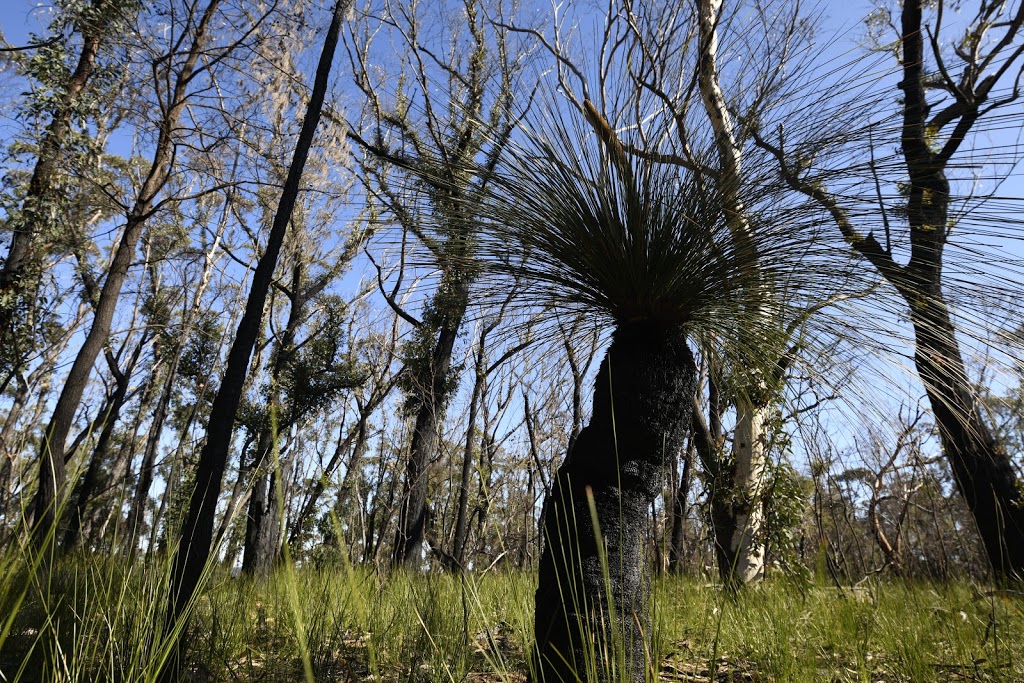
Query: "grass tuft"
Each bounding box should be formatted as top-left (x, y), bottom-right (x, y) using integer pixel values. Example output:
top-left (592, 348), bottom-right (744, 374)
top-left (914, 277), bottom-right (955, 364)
top-left (1, 554), bottom-right (1021, 682)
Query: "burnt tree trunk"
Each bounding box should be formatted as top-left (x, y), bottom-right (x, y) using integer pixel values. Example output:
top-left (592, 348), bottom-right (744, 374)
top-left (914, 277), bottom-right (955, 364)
top-left (893, 1), bottom-right (1024, 580)
top-left (911, 299), bottom-right (1024, 578)
top-left (159, 2), bottom-right (346, 679)
top-left (392, 277), bottom-right (470, 567)
top-left (667, 443), bottom-right (693, 575)
top-left (242, 433), bottom-right (278, 575)
top-left (532, 323), bottom-right (695, 683)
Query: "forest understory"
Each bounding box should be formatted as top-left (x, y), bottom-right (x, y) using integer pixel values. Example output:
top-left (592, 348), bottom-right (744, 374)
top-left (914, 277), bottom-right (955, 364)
top-left (2, 563), bottom-right (1022, 683)
top-left (4, 0), bottom-right (1024, 681)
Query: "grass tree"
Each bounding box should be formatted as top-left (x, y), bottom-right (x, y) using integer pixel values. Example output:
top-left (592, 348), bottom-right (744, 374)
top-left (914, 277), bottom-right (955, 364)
top-left (452, 104), bottom-right (817, 681)
top-left (499, 0), bottom-right (839, 588)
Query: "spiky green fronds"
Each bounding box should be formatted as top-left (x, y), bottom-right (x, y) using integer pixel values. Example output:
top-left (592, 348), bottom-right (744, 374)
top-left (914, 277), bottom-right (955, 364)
top-left (460, 104), bottom-right (834, 349)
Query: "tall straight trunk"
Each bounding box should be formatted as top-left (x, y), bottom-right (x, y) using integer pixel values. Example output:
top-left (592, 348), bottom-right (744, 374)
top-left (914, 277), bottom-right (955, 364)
top-left (160, 4), bottom-right (347, 678)
top-left (256, 464), bottom-right (285, 569)
top-left (29, 0), bottom-right (221, 548)
top-left (123, 351), bottom-right (178, 553)
top-left (532, 323), bottom-right (695, 683)
top-left (449, 338), bottom-right (485, 569)
top-left (150, 400), bottom-right (202, 558)
top-left (124, 210), bottom-right (226, 553)
top-left (667, 444), bottom-right (693, 575)
top-left (696, 0), bottom-right (771, 586)
top-left (724, 401), bottom-right (767, 582)
top-left (392, 277), bottom-right (470, 567)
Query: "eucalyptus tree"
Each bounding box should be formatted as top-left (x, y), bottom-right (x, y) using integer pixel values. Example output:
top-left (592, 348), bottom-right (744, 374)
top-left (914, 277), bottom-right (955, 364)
top-left (343, 0), bottom-right (532, 567)
top-left (241, 289), bottom-right (366, 575)
top-left (160, 2), bottom-right (351, 677)
top-left (285, 312), bottom-right (403, 551)
top-left (0, 0), bottom-right (138, 386)
top-left (227, 28), bottom-right (366, 575)
top-left (28, 0), bottom-right (263, 547)
top-left (751, 0), bottom-right (1024, 580)
top-left (121, 186), bottom-right (234, 554)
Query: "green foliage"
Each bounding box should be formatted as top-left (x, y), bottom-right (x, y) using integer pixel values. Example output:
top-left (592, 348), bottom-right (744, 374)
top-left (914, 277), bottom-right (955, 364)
top-left (281, 294), bottom-right (367, 426)
top-left (398, 274), bottom-right (468, 416)
top-left (243, 294), bottom-right (368, 437)
top-left (757, 406), bottom-right (814, 586)
top-left (0, 0), bottom-right (141, 377)
top-left (3, 552), bottom-right (1023, 683)
top-left (761, 458), bottom-right (814, 588)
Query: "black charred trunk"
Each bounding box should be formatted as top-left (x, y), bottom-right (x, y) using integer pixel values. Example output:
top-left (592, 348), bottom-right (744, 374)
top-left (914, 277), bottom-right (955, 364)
top-left (893, 1), bottom-right (1024, 581)
top-left (242, 434), bottom-right (283, 576)
top-left (687, 392), bottom-right (740, 587)
top-left (667, 444), bottom-right (692, 575)
top-left (158, 4), bottom-right (344, 680)
top-left (392, 277), bottom-right (470, 568)
top-left (911, 300), bottom-right (1024, 580)
top-left (532, 323), bottom-right (695, 683)
top-left (242, 436), bottom-right (272, 575)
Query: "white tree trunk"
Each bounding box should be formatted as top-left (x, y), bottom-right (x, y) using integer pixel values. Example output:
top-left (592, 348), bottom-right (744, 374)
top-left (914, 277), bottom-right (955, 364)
top-left (698, 0), bottom-right (769, 585)
top-left (729, 397), bottom-right (766, 582)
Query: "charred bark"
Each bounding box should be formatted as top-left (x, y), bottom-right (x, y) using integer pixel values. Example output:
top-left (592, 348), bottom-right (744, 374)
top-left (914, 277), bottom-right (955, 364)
top-left (532, 323), bottom-right (695, 683)
top-left (667, 443), bottom-right (693, 575)
top-left (893, 1), bottom-right (1024, 580)
top-left (242, 433), bottom-right (282, 576)
top-left (392, 277), bottom-right (470, 567)
top-left (911, 300), bottom-right (1024, 579)
top-left (159, 3), bottom-right (346, 679)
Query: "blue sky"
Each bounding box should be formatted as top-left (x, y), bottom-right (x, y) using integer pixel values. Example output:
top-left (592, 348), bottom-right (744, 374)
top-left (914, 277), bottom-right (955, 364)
top-left (1, 0), bottom-right (1021, 454)
top-left (0, 1), bottom-right (882, 57)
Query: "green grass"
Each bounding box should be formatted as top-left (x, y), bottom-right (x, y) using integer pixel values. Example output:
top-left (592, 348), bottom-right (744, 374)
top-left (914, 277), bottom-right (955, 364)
top-left (1, 554), bottom-right (1021, 682)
